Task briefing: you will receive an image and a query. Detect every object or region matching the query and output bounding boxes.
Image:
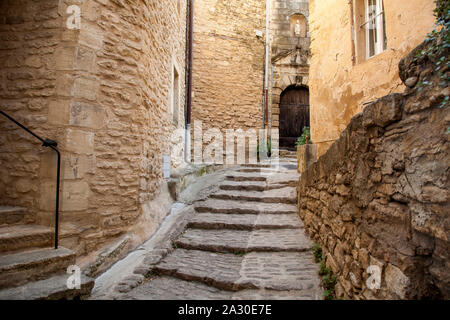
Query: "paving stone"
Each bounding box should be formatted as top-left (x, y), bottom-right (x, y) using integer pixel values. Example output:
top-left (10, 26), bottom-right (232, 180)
top-left (247, 229), bottom-right (312, 252)
top-left (237, 252), bottom-right (321, 291)
top-left (176, 229), bottom-right (311, 253)
top-left (194, 199), bottom-right (298, 215)
top-left (154, 249), bottom-right (245, 291)
top-left (175, 229), bottom-right (251, 253)
top-left (211, 187), bottom-right (296, 204)
top-left (188, 213), bottom-right (302, 230)
top-left (125, 276), bottom-right (233, 300)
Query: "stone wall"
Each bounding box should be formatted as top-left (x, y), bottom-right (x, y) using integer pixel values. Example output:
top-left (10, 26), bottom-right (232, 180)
top-left (270, 0), bottom-right (310, 132)
top-left (298, 42), bottom-right (449, 299)
top-left (308, 0), bottom-right (436, 156)
top-left (191, 0), bottom-right (265, 160)
top-left (0, 0), bottom-right (187, 259)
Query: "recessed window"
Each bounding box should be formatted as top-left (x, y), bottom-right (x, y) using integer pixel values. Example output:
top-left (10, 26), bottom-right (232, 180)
top-left (363, 0), bottom-right (387, 58)
top-left (354, 0), bottom-right (387, 62)
top-left (172, 65), bottom-right (180, 125)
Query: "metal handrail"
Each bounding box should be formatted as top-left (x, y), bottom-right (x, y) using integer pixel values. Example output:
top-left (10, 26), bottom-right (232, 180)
top-left (0, 109), bottom-right (60, 249)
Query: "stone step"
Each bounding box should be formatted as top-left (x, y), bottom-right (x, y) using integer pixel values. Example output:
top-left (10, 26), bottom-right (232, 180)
top-left (210, 187), bottom-right (297, 204)
top-left (225, 172), bottom-right (267, 182)
top-left (240, 164), bottom-right (272, 168)
top-left (219, 180), bottom-right (294, 192)
top-left (175, 229), bottom-right (312, 254)
top-left (219, 180), bottom-right (267, 192)
top-left (125, 275), bottom-right (320, 300)
top-left (194, 199), bottom-right (298, 215)
top-left (0, 225), bottom-right (54, 253)
top-left (154, 249), bottom-right (320, 292)
top-left (0, 206), bottom-right (27, 226)
top-left (188, 213), bottom-right (303, 230)
top-left (0, 247), bottom-right (75, 290)
top-left (0, 273), bottom-right (94, 300)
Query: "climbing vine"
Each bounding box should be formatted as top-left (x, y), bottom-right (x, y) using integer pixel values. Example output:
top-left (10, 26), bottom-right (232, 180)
top-left (416, 0), bottom-right (450, 98)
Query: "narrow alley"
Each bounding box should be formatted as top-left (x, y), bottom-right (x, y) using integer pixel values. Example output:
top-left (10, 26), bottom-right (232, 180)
top-left (92, 157), bottom-right (322, 300)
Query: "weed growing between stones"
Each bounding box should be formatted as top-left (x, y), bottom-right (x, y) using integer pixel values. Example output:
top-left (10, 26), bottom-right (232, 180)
top-left (312, 242), bottom-right (338, 300)
top-left (233, 251), bottom-right (246, 256)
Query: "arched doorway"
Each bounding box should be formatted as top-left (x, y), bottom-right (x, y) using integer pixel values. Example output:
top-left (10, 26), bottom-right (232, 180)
top-left (279, 86), bottom-right (310, 150)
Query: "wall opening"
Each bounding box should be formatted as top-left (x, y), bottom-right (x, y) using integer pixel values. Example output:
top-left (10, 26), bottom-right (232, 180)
top-left (290, 14), bottom-right (307, 38)
top-left (279, 86), bottom-right (310, 150)
top-left (172, 65), bottom-right (180, 125)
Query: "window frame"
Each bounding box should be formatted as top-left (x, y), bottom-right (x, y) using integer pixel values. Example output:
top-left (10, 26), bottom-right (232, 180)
top-left (362, 0), bottom-right (386, 59)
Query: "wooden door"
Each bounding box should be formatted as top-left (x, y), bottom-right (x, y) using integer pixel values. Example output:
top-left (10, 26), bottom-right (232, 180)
top-left (279, 87), bottom-right (310, 150)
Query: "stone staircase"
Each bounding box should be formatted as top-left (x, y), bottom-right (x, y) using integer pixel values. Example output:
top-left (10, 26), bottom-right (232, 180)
top-left (122, 161), bottom-right (322, 300)
top-left (0, 206), bottom-right (94, 300)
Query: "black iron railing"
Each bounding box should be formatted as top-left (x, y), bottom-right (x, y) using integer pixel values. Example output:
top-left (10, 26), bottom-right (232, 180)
top-left (0, 110), bottom-right (60, 249)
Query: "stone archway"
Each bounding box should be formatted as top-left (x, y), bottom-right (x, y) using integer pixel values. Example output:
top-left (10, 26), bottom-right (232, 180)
top-left (278, 85), bottom-right (310, 150)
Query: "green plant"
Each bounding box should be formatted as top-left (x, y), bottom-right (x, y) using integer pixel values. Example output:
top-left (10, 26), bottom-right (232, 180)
top-left (311, 243), bottom-right (339, 300)
top-left (233, 251), bottom-right (245, 256)
top-left (312, 243), bottom-right (323, 263)
top-left (171, 242), bottom-right (178, 249)
top-left (296, 126), bottom-right (312, 146)
top-left (415, 0), bottom-right (450, 96)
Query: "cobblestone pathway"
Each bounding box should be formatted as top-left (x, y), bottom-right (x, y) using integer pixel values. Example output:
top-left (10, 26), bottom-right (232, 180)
top-left (117, 161), bottom-right (322, 300)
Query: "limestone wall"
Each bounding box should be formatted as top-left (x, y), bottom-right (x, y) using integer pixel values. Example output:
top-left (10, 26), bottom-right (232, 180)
top-left (0, 0), bottom-right (187, 258)
top-left (191, 0), bottom-right (265, 159)
top-left (308, 0), bottom-right (436, 156)
top-left (298, 42), bottom-right (449, 299)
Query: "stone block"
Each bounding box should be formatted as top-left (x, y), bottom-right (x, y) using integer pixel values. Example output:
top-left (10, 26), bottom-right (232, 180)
top-left (61, 181), bottom-right (90, 211)
top-left (65, 129), bottom-right (94, 154)
top-left (385, 263), bottom-right (410, 299)
top-left (48, 100), bottom-right (70, 125)
top-left (70, 102), bottom-right (105, 129)
top-left (72, 78), bottom-right (99, 101)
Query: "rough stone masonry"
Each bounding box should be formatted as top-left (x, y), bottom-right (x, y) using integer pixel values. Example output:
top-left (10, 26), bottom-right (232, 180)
top-left (298, 40), bottom-right (450, 299)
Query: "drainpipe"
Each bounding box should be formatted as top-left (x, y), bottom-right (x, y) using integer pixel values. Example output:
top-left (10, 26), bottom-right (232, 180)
top-left (260, 0), bottom-right (270, 155)
top-left (264, 0), bottom-right (270, 128)
top-left (185, 0), bottom-right (194, 162)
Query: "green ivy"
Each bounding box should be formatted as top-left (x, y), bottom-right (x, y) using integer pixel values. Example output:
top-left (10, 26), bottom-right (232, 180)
top-left (415, 0), bottom-right (450, 102)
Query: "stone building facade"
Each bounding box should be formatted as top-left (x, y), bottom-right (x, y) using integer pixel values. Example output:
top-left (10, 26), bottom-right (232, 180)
top-left (270, 0), bottom-right (310, 150)
top-left (308, 0), bottom-right (436, 156)
top-left (191, 0), bottom-right (265, 162)
top-left (191, 0), bottom-right (311, 157)
top-left (0, 0), bottom-right (187, 262)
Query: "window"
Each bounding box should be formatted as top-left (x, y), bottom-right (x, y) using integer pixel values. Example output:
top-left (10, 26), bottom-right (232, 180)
top-left (172, 65), bottom-right (180, 125)
top-left (353, 0), bottom-right (387, 62)
top-left (362, 0), bottom-right (386, 58)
